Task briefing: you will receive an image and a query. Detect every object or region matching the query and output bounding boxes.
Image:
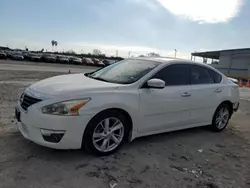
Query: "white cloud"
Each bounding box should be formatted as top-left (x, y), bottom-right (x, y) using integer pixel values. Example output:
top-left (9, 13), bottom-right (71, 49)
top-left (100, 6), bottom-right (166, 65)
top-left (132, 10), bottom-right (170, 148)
top-left (127, 0), bottom-right (159, 11)
top-left (71, 42), bottom-right (163, 57)
top-left (72, 42), bottom-right (191, 59)
top-left (155, 0), bottom-right (243, 23)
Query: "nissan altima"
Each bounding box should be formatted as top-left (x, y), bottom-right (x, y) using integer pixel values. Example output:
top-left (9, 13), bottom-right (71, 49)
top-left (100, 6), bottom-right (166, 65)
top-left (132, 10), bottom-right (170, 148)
top-left (15, 57), bottom-right (240, 155)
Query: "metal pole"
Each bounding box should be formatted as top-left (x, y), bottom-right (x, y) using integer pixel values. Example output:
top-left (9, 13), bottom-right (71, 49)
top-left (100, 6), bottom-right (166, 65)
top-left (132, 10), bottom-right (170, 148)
top-left (227, 52), bottom-right (233, 74)
top-left (128, 51), bottom-right (131, 58)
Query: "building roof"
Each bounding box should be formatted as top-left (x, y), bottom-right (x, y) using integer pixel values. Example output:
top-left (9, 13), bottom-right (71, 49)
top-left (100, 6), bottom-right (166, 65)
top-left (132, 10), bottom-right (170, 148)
top-left (191, 48), bottom-right (250, 60)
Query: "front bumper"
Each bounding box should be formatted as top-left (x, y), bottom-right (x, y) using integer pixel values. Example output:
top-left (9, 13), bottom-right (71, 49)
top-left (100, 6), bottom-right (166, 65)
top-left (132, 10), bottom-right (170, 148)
top-left (15, 104), bottom-right (93, 149)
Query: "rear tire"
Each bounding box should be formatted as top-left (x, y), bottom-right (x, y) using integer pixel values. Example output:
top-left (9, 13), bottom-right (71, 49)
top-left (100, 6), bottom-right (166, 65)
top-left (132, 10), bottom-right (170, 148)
top-left (211, 104), bottom-right (231, 132)
top-left (83, 110), bottom-right (129, 156)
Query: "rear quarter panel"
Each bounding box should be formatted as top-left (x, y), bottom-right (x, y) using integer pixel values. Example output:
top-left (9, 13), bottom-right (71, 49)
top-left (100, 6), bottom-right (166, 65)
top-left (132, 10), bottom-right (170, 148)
top-left (221, 79), bottom-right (240, 104)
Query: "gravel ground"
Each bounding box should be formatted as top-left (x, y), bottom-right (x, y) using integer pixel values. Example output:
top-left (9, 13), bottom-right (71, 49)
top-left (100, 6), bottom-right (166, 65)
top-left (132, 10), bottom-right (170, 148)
top-left (0, 69), bottom-right (250, 188)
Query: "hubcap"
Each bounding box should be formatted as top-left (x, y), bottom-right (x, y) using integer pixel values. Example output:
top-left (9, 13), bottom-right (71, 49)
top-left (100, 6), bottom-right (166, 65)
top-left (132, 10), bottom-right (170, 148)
top-left (215, 107), bottom-right (230, 129)
top-left (92, 117), bottom-right (124, 152)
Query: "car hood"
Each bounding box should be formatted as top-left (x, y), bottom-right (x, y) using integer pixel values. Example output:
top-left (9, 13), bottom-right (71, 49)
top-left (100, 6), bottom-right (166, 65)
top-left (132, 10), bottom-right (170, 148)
top-left (28, 73), bottom-right (121, 96)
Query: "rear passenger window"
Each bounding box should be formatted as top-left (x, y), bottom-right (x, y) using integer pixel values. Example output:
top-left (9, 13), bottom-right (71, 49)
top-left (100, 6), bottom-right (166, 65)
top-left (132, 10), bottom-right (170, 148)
top-left (152, 64), bottom-right (190, 86)
top-left (191, 65), bottom-right (214, 85)
top-left (211, 70), bottom-right (222, 83)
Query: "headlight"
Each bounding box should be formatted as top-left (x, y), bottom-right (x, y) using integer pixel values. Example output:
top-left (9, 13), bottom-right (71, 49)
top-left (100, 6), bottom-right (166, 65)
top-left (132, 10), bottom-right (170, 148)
top-left (42, 98), bottom-right (90, 116)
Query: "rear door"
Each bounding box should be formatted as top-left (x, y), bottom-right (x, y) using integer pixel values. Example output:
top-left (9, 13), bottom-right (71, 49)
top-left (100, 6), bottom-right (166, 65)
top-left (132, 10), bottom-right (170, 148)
top-left (190, 65), bottom-right (223, 125)
top-left (138, 64), bottom-right (191, 133)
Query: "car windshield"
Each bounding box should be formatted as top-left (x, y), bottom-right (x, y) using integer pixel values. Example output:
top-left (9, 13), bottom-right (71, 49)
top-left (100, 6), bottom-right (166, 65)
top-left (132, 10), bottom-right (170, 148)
top-left (88, 59), bottom-right (160, 84)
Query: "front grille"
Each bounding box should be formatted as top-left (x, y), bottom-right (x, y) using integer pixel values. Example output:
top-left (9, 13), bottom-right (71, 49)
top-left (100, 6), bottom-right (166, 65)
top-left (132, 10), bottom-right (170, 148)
top-left (21, 94), bottom-right (42, 111)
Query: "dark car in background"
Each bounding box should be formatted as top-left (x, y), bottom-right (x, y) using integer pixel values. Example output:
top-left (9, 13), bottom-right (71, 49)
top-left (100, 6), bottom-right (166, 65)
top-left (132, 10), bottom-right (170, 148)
top-left (6, 50), bottom-right (13, 58)
top-left (27, 53), bottom-right (41, 62)
top-left (70, 56), bottom-right (82, 65)
top-left (96, 60), bottom-right (105, 67)
top-left (22, 51), bottom-right (29, 59)
top-left (0, 51), bottom-right (7, 59)
top-left (82, 58), bottom-right (95, 66)
top-left (41, 54), bottom-right (56, 63)
top-left (92, 58), bottom-right (100, 64)
top-left (10, 51), bottom-right (24, 60)
top-left (91, 58), bottom-right (105, 67)
top-left (57, 55), bottom-right (70, 64)
top-left (102, 59), bottom-right (117, 66)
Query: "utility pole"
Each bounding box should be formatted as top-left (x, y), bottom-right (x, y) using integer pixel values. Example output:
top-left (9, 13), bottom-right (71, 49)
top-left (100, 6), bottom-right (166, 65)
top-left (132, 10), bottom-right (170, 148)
top-left (174, 49), bottom-right (177, 58)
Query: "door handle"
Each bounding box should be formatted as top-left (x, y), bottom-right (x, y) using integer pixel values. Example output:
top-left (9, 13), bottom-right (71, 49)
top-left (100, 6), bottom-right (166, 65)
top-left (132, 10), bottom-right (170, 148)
top-left (181, 92), bottom-right (191, 97)
top-left (214, 88), bottom-right (222, 93)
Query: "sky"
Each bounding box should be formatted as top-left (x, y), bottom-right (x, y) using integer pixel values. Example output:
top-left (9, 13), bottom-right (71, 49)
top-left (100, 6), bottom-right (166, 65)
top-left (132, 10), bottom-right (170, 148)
top-left (1, 0), bottom-right (250, 58)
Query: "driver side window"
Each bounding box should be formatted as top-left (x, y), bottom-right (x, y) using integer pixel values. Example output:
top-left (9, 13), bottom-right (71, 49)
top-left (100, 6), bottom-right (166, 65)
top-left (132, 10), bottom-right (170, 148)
top-left (152, 64), bottom-right (190, 86)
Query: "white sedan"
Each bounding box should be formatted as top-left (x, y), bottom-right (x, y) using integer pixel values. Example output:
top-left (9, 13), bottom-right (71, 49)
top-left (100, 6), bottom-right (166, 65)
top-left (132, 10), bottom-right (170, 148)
top-left (15, 57), bottom-right (240, 155)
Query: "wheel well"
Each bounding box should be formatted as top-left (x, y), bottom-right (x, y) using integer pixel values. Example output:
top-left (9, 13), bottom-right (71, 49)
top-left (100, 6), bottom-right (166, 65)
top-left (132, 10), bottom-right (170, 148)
top-left (85, 108), bottom-right (133, 141)
top-left (219, 101), bottom-right (233, 116)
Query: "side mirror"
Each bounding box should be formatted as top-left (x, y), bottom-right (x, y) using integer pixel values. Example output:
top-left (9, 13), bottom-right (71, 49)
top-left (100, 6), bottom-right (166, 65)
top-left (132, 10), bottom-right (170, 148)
top-left (147, 79), bottom-right (165, 89)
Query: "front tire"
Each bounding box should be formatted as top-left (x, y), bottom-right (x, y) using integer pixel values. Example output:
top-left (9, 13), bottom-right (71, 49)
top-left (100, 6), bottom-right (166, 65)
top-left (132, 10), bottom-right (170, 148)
top-left (211, 104), bottom-right (231, 132)
top-left (83, 110), bottom-right (129, 156)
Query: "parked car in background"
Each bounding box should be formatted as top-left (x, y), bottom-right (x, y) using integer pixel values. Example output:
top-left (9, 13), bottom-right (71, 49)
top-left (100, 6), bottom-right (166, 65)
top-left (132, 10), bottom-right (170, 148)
top-left (70, 56), bottom-right (82, 65)
top-left (92, 58), bottom-right (101, 66)
top-left (27, 53), bottom-right (41, 62)
top-left (41, 54), bottom-right (56, 63)
top-left (22, 51), bottom-right (29, 59)
top-left (92, 58), bottom-right (105, 67)
top-left (102, 59), bottom-right (117, 66)
top-left (96, 60), bottom-right (105, 67)
top-left (6, 50), bottom-right (14, 58)
top-left (10, 51), bottom-right (24, 60)
top-left (15, 57), bottom-right (240, 156)
top-left (82, 58), bottom-right (95, 66)
top-left (0, 51), bottom-right (7, 59)
top-left (57, 55), bottom-right (70, 64)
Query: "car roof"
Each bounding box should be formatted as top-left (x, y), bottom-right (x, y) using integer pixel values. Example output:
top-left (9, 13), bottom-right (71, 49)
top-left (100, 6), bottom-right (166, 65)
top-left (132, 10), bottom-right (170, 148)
top-left (132, 56), bottom-right (223, 75)
top-left (133, 57), bottom-right (176, 62)
top-left (133, 56), bottom-right (213, 66)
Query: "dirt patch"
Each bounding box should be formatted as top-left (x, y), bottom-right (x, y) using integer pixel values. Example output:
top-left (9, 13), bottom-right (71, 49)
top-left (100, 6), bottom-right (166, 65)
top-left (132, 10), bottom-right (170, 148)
top-left (0, 70), bottom-right (250, 188)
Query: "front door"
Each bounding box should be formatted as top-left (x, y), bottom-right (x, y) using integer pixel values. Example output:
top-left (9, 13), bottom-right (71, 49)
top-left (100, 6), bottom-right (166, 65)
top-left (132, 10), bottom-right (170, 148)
top-left (138, 64), bottom-right (191, 133)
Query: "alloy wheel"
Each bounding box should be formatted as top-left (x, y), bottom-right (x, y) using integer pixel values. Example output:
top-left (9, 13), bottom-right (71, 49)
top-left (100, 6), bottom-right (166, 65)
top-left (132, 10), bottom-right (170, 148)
top-left (215, 107), bottom-right (230, 129)
top-left (92, 117), bottom-right (124, 152)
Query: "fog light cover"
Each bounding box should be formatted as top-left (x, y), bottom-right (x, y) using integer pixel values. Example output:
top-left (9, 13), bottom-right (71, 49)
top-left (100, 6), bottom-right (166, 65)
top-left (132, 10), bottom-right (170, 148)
top-left (41, 129), bottom-right (65, 143)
